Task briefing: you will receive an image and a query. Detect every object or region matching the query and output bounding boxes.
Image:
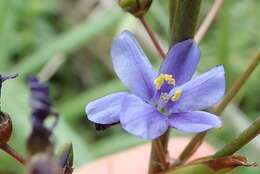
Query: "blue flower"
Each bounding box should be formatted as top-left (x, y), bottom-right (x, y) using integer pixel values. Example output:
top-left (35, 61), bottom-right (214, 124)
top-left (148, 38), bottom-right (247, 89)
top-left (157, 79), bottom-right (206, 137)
top-left (85, 31), bottom-right (225, 140)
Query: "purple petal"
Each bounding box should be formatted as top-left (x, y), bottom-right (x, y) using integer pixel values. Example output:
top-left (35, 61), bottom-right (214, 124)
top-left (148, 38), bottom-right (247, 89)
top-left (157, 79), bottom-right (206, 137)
top-left (85, 92), bottom-right (129, 124)
top-left (111, 30), bottom-right (157, 102)
top-left (159, 39), bottom-right (201, 86)
top-left (168, 111), bottom-right (221, 133)
top-left (167, 65), bottom-right (225, 113)
top-left (120, 94), bottom-right (168, 140)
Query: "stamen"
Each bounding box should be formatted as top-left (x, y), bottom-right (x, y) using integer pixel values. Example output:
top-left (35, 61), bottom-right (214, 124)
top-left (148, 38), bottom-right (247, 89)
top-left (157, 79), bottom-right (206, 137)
top-left (154, 74), bottom-right (176, 90)
top-left (154, 74), bottom-right (165, 90)
top-left (164, 75), bottom-right (175, 85)
top-left (171, 89), bottom-right (182, 102)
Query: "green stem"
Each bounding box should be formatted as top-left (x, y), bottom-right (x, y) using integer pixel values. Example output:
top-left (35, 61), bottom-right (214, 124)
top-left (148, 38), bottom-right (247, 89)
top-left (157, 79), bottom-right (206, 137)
top-left (213, 53), bottom-right (260, 115)
top-left (176, 52), bottom-right (260, 165)
top-left (148, 1), bottom-right (202, 173)
top-left (213, 117), bottom-right (260, 158)
top-left (169, 0), bottom-right (202, 45)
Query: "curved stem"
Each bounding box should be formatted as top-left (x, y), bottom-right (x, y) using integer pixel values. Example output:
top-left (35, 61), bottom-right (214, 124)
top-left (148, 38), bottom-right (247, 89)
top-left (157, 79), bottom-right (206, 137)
top-left (0, 143), bottom-right (26, 165)
top-left (213, 117), bottom-right (260, 158)
top-left (138, 16), bottom-right (166, 58)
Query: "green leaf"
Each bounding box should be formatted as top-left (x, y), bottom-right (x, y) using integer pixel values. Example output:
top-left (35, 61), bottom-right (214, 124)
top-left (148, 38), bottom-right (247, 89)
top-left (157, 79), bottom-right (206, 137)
top-left (9, 7), bottom-right (124, 76)
top-left (0, 0), bottom-right (17, 70)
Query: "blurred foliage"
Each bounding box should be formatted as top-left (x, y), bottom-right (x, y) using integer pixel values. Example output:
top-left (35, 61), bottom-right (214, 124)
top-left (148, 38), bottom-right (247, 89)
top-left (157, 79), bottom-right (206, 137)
top-left (0, 0), bottom-right (259, 173)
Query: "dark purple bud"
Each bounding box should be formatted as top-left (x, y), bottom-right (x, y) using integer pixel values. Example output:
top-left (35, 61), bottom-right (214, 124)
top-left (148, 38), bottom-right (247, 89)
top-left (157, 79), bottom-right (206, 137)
top-left (26, 126), bottom-right (53, 156)
top-left (27, 76), bottom-right (59, 130)
top-left (0, 112), bottom-right (12, 143)
top-left (27, 76), bottom-right (58, 155)
top-left (26, 153), bottom-right (62, 174)
top-left (95, 122), bottom-right (120, 131)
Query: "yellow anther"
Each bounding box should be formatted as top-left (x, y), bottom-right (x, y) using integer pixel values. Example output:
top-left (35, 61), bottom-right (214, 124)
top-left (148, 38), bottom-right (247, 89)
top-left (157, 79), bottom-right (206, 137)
top-left (154, 74), bottom-right (176, 90)
top-left (154, 74), bottom-right (165, 89)
top-left (165, 75), bottom-right (175, 85)
top-left (171, 89), bottom-right (182, 102)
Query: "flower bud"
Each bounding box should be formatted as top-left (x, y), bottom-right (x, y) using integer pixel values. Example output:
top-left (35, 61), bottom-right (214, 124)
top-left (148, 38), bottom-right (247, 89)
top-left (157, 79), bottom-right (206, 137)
top-left (26, 127), bottom-right (53, 156)
top-left (26, 76), bottom-right (58, 156)
top-left (0, 112), bottom-right (12, 143)
top-left (26, 153), bottom-right (62, 174)
top-left (117, 0), bottom-right (153, 17)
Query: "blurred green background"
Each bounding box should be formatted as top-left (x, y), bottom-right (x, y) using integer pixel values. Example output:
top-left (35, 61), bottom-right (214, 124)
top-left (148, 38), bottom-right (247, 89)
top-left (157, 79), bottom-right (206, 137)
top-left (0, 0), bottom-right (259, 173)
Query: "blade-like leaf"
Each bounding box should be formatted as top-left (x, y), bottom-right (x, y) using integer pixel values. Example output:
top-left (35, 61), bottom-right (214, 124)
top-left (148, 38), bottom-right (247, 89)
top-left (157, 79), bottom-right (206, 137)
top-left (9, 7), bottom-right (123, 76)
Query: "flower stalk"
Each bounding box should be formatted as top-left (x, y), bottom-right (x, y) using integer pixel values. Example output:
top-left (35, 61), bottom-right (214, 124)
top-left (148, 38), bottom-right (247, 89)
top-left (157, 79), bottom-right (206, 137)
top-left (148, 130), bottom-right (170, 172)
top-left (213, 117), bottom-right (260, 158)
top-left (153, 139), bottom-right (168, 169)
top-left (177, 52), bottom-right (260, 165)
top-left (0, 143), bottom-right (26, 164)
top-left (212, 52), bottom-right (260, 115)
top-left (138, 16), bottom-right (166, 58)
top-left (148, 1), bottom-right (202, 173)
top-left (194, 0), bottom-right (224, 43)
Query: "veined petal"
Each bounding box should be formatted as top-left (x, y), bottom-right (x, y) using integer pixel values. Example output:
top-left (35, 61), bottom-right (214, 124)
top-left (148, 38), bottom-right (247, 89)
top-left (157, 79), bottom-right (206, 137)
top-left (168, 111), bottom-right (221, 133)
top-left (167, 65), bottom-right (225, 113)
top-left (120, 94), bottom-right (168, 140)
top-left (85, 92), bottom-right (129, 124)
top-left (159, 39), bottom-right (201, 86)
top-left (111, 30), bottom-right (157, 102)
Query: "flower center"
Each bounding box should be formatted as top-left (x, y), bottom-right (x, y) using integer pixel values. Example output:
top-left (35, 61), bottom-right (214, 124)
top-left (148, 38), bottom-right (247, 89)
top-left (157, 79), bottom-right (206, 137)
top-left (153, 74), bottom-right (182, 113)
